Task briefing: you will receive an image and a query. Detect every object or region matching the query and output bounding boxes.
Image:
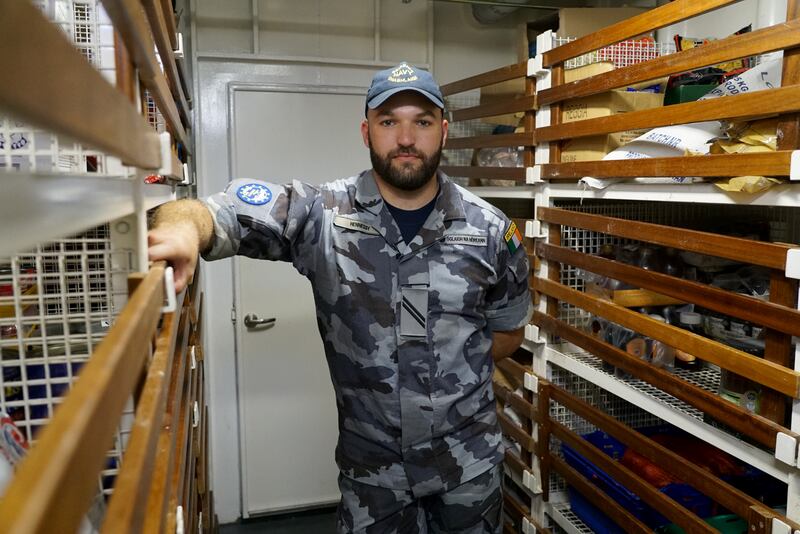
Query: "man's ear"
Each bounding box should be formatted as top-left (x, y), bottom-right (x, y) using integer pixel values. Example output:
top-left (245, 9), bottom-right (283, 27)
top-left (441, 118), bottom-right (449, 148)
top-left (360, 119), bottom-right (370, 148)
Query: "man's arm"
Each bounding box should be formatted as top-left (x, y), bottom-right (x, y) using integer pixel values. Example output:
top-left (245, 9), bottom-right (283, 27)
top-left (491, 327), bottom-right (525, 362)
top-left (148, 199), bottom-right (214, 292)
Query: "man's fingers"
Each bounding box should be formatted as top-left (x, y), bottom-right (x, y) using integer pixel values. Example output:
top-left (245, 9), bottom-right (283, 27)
top-left (147, 242), bottom-right (175, 262)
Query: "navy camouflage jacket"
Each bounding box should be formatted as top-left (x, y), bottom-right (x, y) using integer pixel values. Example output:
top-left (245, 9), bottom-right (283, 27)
top-left (203, 170), bottom-right (532, 498)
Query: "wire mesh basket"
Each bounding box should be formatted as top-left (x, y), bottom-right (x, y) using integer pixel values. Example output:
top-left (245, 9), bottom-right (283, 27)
top-left (0, 226), bottom-right (135, 496)
top-left (554, 36), bottom-right (676, 71)
top-left (2, 0), bottom-right (118, 175)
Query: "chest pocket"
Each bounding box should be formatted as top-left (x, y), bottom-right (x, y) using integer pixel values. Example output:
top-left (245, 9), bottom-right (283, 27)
top-left (316, 215), bottom-right (389, 298)
top-left (429, 232), bottom-right (494, 316)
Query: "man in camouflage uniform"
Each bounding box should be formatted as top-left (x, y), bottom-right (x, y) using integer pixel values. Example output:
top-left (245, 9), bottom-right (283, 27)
top-left (149, 62), bottom-right (532, 533)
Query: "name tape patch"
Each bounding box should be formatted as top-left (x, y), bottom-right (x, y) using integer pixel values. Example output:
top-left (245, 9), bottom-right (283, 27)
top-left (444, 234), bottom-right (488, 246)
top-left (333, 215), bottom-right (380, 236)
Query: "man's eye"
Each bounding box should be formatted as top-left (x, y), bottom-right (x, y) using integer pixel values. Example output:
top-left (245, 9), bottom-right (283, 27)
top-left (380, 120), bottom-right (395, 127)
top-left (417, 120), bottom-right (431, 127)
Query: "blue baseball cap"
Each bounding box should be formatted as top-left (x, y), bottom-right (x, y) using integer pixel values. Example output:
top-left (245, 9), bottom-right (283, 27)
top-left (366, 62), bottom-right (445, 112)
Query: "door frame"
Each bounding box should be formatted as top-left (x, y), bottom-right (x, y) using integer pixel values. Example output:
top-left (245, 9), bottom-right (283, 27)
top-left (226, 82), bottom-right (367, 517)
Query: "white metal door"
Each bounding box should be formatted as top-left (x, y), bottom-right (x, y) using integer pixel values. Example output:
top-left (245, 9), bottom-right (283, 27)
top-left (230, 86), bottom-right (370, 516)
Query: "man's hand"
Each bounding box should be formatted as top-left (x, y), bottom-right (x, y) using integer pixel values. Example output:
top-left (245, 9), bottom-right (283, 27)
top-left (491, 327), bottom-right (525, 362)
top-left (148, 223), bottom-right (200, 293)
top-left (148, 199), bottom-right (214, 293)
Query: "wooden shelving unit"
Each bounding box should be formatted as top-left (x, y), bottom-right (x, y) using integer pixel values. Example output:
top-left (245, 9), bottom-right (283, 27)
top-left (442, 0), bottom-right (800, 532)
top-left (0, 1), bottom-right (212, 532)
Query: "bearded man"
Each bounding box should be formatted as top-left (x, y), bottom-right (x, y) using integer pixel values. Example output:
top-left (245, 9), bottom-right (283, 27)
top-left (149, 62), bottom-right (532, 534)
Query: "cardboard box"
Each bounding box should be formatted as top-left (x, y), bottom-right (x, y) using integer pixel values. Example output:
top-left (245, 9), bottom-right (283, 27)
top-left (559, 89), bottom-right (662, 162)
top-left (561, 90), bottom-right (664, 123)
top-left (564, 62), bottom-right (615, 83)
top-left (556, 8), bottom-right (648, 38)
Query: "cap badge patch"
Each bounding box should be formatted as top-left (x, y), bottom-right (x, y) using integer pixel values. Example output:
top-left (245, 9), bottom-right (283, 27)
top-left (236, 183), bottom-right (273, 205)
top-left (388, 63), bottom-right (418, 84)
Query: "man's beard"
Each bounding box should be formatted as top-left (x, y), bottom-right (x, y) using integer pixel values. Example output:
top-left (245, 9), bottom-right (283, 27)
top-left (368, 136), bottom-right (442, 191)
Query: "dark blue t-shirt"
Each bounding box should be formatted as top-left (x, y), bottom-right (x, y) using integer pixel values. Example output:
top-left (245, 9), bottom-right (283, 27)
top-left (385, 195), bottom-right (437, 244)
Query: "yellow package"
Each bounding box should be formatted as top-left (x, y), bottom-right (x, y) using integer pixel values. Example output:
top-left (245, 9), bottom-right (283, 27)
top-left (714, 176), bottom-right (782, 193)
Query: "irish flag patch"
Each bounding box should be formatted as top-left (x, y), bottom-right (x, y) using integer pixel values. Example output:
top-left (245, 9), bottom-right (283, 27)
top-left (504, 221), bottom-right (523, 254)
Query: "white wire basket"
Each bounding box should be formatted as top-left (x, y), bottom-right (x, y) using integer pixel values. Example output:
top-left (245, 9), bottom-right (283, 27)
top-left (554, 36), bottom-right (676, 71)
top-left (0, 225), bottom-right (135, 495)
top-left (1, 0), bottom-right (118, 175)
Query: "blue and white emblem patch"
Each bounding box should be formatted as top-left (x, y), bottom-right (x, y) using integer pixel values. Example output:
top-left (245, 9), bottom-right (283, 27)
top-left (236, 183), bottom-right (272, 205)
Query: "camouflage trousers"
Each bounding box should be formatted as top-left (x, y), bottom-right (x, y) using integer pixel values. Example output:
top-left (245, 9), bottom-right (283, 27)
top-left (336, 465), bottom-right (502, 534)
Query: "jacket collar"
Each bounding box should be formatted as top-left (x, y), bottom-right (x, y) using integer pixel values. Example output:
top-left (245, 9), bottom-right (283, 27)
top-left (353, 169), bottom-right (466, 256)
top-left (355, 169), bottom-right (465, 221)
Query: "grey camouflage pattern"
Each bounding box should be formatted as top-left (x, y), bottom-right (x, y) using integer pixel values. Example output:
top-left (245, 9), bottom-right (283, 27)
top-left (336, 465), bottom-right (502, 533)
top-left (203, 170), bottom-right (532, 498)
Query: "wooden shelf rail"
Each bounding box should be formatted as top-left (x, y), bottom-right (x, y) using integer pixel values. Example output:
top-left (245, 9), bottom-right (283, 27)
top-left (536, 206), bottom-right (800, 424)
top-left (550, 456), bottom-right (651, 534)
top-left (445, 132), bottom-right (533, 151)
top-left (536, 242), bottom-right (800, 337)
top-left (143, 0), bottom-right (192, 121)
top-left (0, 263), bottom-right (168, 534)
top-left (102, 0), bottom-right (191, 151)
top-left (440, 62), bottom-right (528, 97)
top-left (543, 379), bottom-right (800, 532)
top-left (535, 85), bottom-right (800, 143)
top-left (449, 96), bottom-right (537, 123)
top-left (440, 60), bottom-right (534, 187)
top-left (538, 18), bottom-right (800, 106)
top-left (538, 151), bottom-right (795, 180)
top-left (534, 312), bottom-right (793, 450)
top-left (541, 0), bottom-right (741, 68)
top-left (535, 276), bottom-right (800, 398)
top-left (538, 208), bottom-right (793, 271)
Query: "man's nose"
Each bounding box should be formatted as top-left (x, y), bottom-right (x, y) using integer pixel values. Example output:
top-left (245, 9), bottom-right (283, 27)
top-left (396, 124), bottom-right (415, 147)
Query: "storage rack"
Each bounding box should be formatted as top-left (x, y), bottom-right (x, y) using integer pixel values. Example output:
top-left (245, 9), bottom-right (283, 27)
top-left (0, 1), bottom-right (213, 532)
top-left (442, 0), bottom-right (800, 532)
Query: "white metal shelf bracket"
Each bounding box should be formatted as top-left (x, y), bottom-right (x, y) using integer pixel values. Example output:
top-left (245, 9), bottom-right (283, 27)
top-left (525, 324), bottom-right (546, 345)
top-left (528, 55), bottom-right (547, 78)
top-left (175, 32), bottom-right (184, 56)
top-left (522, 468), bottom-right (543, 495)
top-left (176, 505), bottom-right (184, 534)
top-left (522, 517), bottom-right (537, 534)
top-left (786, 249), bottom-right (800, 279)
top-left (193, 401), bottom-right (200, 428)
top-left (790, 150), bottom-right (800, 182)
top-left (535, 106), bottom-right (551, 128)
top-left (535, 143), bottom-right (550, 165)
top-left (775, 432), bottom-right (797, 466)
top-left (525, 220), bottom-right (547, 239)
top-left (524, 372), bottom-right (539, 393)
top-left (162, 266), bottom-right (177, 313)
top-left (772, 517), bottom-right (791, 534)
top-left (527, 166), bottom-right (544, 185)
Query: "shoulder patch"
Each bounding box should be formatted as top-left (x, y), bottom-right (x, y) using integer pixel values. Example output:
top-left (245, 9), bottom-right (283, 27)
top-left (504, 221), bottom-right (523, 254)
top-left (236, 183), bottom-right (273, 205)
top-left (333, 215), bottom-right (380, 236)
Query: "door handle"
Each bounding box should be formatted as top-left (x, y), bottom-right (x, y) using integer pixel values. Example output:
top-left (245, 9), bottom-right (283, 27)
top-left (244, 314), bottom-right (276, 329)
